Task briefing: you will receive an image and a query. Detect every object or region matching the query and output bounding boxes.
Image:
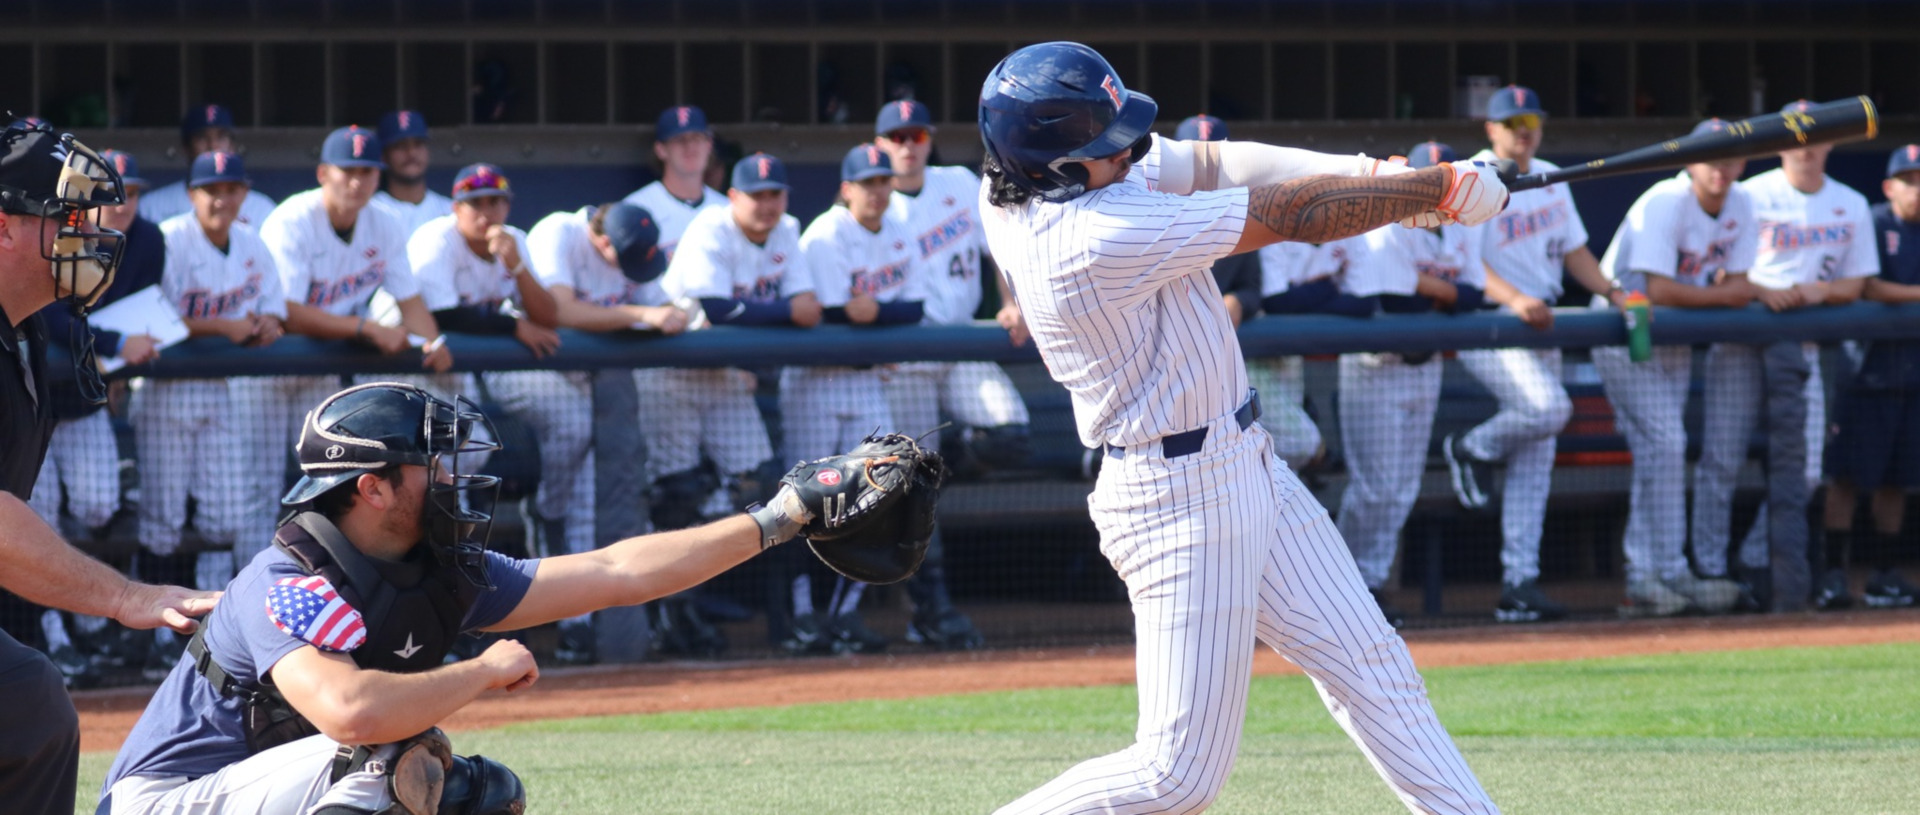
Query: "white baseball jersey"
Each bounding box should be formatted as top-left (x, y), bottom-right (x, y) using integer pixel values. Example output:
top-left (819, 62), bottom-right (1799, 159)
top-left (1258, 240), bottom-right (1345, 296)
top-left (799, 206), bottom-right (927, 308)
top-left (139, 182), bottom-right (277, 229)
top-left (1742, 168), bottom-right (1878, 289)
top-left (1349, 222), bottom-right (1487, 296)
top-left (259, 189), bottom-right (420, 316)
top-left (158, 215), bottom-right (288, 321)
top-left (980, 137), bottom-right (1246, 449)
top-left (1600, 173), bottom-right (1759, 295)
top-left (887, 165), bottom-right (989, 325)
top-left (984, 135), bottom-right (1497, 815)
top-left (408, 214), bottom-right (530, 311)
top-left (660, 206), bottom-right (810, 304)
top-left (1472, 152), bottom-right (1590, 301)
top-left (622, 181), bottom-right (728, 259)
top-left (525, 207), bottom-right (670, 308)
top-left (372, 190), bottom-right (455, 236)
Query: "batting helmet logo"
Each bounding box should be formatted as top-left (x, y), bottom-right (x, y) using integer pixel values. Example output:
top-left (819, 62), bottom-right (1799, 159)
top-left (1100, 75), bottom-right (1123, 111)
top-left (325, 444), bottom-right (346, 460)
top-left (816, 470), bottom-right (842, 487)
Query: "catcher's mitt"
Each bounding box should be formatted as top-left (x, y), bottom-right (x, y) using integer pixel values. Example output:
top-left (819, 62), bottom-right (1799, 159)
top-left (781, 431), bottom-right (947, 584)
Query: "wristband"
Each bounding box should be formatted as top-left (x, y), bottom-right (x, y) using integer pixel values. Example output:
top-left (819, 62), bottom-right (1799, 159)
top-left (745, 486), bottom-right (811, 550)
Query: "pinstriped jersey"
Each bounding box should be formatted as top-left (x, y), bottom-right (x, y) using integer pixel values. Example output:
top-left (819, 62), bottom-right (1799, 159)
top-left (661, 206), bottom-right (811, 304)
top-left (260, 189), bottom-right (419, 316)
top-left (372, 190), bottom-right (455, 236)
top-left (1742, 168), bottom-right (1879, 288)
top-left (1350, 222), bottom-right (1487, 297)
top-left (799, 206), bottom-right (928, 307)
top-left (887, 165), bottom-right (989, 325)
top-left (408, 215), bottom-right (531, 312)
top-left (1600, 173), bottom-right (1758, 295)
top-left (158, 215), bottom-right (287, 321)
top-left (1471, 152), bottom-right (1589, 301)
top-left (979, 136), bottom-right (1249, 448)
top-left (622, 181), bottom-right (728, 260)
top-left (524, 207), bottom-right (668, 308)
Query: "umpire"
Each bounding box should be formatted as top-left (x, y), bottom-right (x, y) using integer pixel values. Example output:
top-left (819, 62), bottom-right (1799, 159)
top-left (0, 119), bottom-right (217, 814)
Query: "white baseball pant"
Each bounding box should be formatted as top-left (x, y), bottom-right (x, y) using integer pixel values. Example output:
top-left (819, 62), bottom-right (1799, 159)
top-left (131, 381), bottom-right (251, 588)
top-left (482, 370), bottom-right (596, 556)
top-left (29, 409), bottom-right (121, 531)
top-left (99, 734), bottom-right (417, 814)
top-left (1336, 352), bottom-right (1443, 591)
top-left (228, 375), bottom-right (343, 578)
top-left (1592, 344), bottom-right (1695, 584)
top-left (995, 418), bottom-right (1497, 814)
top-left (635, 368), bottom-right (775, 479)
top-left (779, 367), bottom-right (894, 461)
top-left (1245, 356), bottom-right (1322, 470)
top-left (1456, 347), bottom-right (1571, 585)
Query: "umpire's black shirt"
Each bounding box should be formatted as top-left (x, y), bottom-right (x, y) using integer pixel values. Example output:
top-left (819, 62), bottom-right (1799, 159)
top-left (0, 300), bottom-right (53, 498)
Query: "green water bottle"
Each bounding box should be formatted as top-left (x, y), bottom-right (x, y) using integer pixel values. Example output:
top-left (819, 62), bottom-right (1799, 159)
top-left (1623, 292), bottom-right (1653, 363)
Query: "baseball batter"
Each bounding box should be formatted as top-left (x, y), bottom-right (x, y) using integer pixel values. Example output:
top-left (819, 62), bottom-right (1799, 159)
top-left (249, 126), bottom-right (451, 578)
top-left (143, 151), bottom-right (288, 594)
top-left (1591, 120), bottom-right (1759, 617)
top-left (138, 105), bottom-right (276, 228)
top-left (370, 110), bottom-right (453, 235)
top-left (979, 42), bottom-right (1501, 813)
top-left (1695, 101), bottom-right (1876, 612)
top-left (623, 105), bottom-right (728, 259)
top-left (874, 99), bottom-right (1027, 648)
top-left (1450, 85), bottom-right (1628, 623)
top-left (1337, 142), bottom-right (1489, 628)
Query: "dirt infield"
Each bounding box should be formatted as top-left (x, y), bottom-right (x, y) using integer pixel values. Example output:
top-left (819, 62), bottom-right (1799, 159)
top-left (74, 608), bottom-right (1920, 753)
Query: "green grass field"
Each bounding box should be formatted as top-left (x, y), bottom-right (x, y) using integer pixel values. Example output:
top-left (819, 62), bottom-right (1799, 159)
top-left (80, 643), bottom-right (1920, 814)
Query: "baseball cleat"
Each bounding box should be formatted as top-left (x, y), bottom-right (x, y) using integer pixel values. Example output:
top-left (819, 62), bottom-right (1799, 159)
top-left (1666, 573), bottom-right (1741, 614)
top-left (1863, 570), bottom-right (1919, 608)
top-left (1812, 568), bottom-right (1854, 611)
top-left (1495, 578), bottom-right (1567, 623)
top-left (827, 613), bottom-right (889, 655)
top-left (906, 607), bottom-right (986, 650)
top-left (1441, 433), bottom-right (1495, 511)
top-left (1620, 578), bottom-right (1689, 618)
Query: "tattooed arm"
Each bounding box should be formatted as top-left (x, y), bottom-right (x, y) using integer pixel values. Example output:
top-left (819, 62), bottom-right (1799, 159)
top-left (1231, 161), bottom-right (1507, 254)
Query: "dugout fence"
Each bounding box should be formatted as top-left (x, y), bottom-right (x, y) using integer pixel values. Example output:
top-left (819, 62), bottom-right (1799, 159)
top-left (23, 301), bottom-right (1920, 678)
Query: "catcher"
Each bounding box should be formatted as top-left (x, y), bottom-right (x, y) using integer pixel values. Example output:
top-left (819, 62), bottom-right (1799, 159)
top-left (99, 382), bottom-right (943, 815)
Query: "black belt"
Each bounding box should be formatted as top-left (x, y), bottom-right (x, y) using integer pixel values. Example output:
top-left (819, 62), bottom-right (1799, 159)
top-left (1107, 389), bottom-right (1262, 460)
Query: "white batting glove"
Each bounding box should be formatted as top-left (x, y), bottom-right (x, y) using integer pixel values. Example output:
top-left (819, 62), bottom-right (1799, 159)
top-left (1432, 159), bottom-right (1509, 226)
top-left (1398, 211), bottom-right (1456, 229)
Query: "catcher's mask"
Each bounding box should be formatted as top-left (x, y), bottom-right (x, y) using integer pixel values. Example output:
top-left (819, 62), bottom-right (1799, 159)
top-left (0, 118), bottom-right (128, 310)
top-left (283, 383), bottom-right (503, 589)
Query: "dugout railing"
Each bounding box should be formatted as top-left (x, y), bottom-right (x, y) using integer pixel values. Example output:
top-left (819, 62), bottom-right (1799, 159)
top-left (34, 301), bottom-right (1920, 661)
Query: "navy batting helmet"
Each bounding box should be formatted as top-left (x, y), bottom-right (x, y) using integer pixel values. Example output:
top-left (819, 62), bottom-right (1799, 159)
top-left (978, 42), bottom-right (1157, 203)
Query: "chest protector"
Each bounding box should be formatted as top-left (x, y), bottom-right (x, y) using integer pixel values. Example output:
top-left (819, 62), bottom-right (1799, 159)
top-left (187, 512), bottom-right (483, 754)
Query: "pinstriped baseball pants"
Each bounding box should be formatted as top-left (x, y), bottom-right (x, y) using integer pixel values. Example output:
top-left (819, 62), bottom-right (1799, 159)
top-left (994, 422), bottom-right (1497, 815)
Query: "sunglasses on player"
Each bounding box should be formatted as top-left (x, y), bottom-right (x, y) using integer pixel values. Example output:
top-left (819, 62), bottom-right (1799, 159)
top-left (885, 129), bottom-right (931, 145)
top-left (1499, 114), bottom-right (1543, 131)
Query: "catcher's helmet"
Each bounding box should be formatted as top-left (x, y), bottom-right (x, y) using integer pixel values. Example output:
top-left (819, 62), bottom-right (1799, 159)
top-left (978, 41), bottom-right (1158, 203)
top-left (284, 383), bottom-right (503, 588)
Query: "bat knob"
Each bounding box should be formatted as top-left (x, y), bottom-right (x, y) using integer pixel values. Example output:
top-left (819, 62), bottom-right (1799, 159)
top-left (1489, 158), bottom-right (1520, 186)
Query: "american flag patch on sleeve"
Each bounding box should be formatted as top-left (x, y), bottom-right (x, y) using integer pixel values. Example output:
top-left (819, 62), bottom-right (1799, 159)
top-left (265, 575), bottom-right (367, 653)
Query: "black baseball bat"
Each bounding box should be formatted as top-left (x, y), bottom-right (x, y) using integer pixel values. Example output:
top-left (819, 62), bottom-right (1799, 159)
top-left (1502, 96), bottom-right (1879, 192)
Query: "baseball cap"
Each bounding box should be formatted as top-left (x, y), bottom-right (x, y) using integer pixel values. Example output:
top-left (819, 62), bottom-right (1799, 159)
top-left (100, 150), bottom-right (149, 192)
top-left (1405, 141), bottom-right (1457, 169)
top-left (655, 105), bottom-right (711, 142)
top-left (1690, 118), bottom-right (1733, 137)
top-left (841, 144), bottom-right (894, 182)
top-left (875, 99), bottom-right (935, 136)
top-left (319, 126), bottom-right (385, 169)
top-left (187, 151), bottom-right (247, 188)
top-left (450, 163), bottom-right (511, 202)
top-left (1486, 85), bottom-right (1546, 121)
top-left (379, 110), bottom-right (430, 145)
top-left (1175, 115), bottom-right (1228, 142)
top-left (1781, 99), bottom-right (1816, 116)
top-left (599, 203), bottom-right (668, 284)
top-left (180, 103), bottom-right (235, 142)
top-left (731, 152), bottom-right (789, 193)
top-left (1888, 144), bottom-right (1920, 179)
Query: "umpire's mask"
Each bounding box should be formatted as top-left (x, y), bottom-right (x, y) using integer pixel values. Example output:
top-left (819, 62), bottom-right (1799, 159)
top-left (0, 119), bottom-right (127, 309)
top-left (284, 383), bottom-right (503, 589)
